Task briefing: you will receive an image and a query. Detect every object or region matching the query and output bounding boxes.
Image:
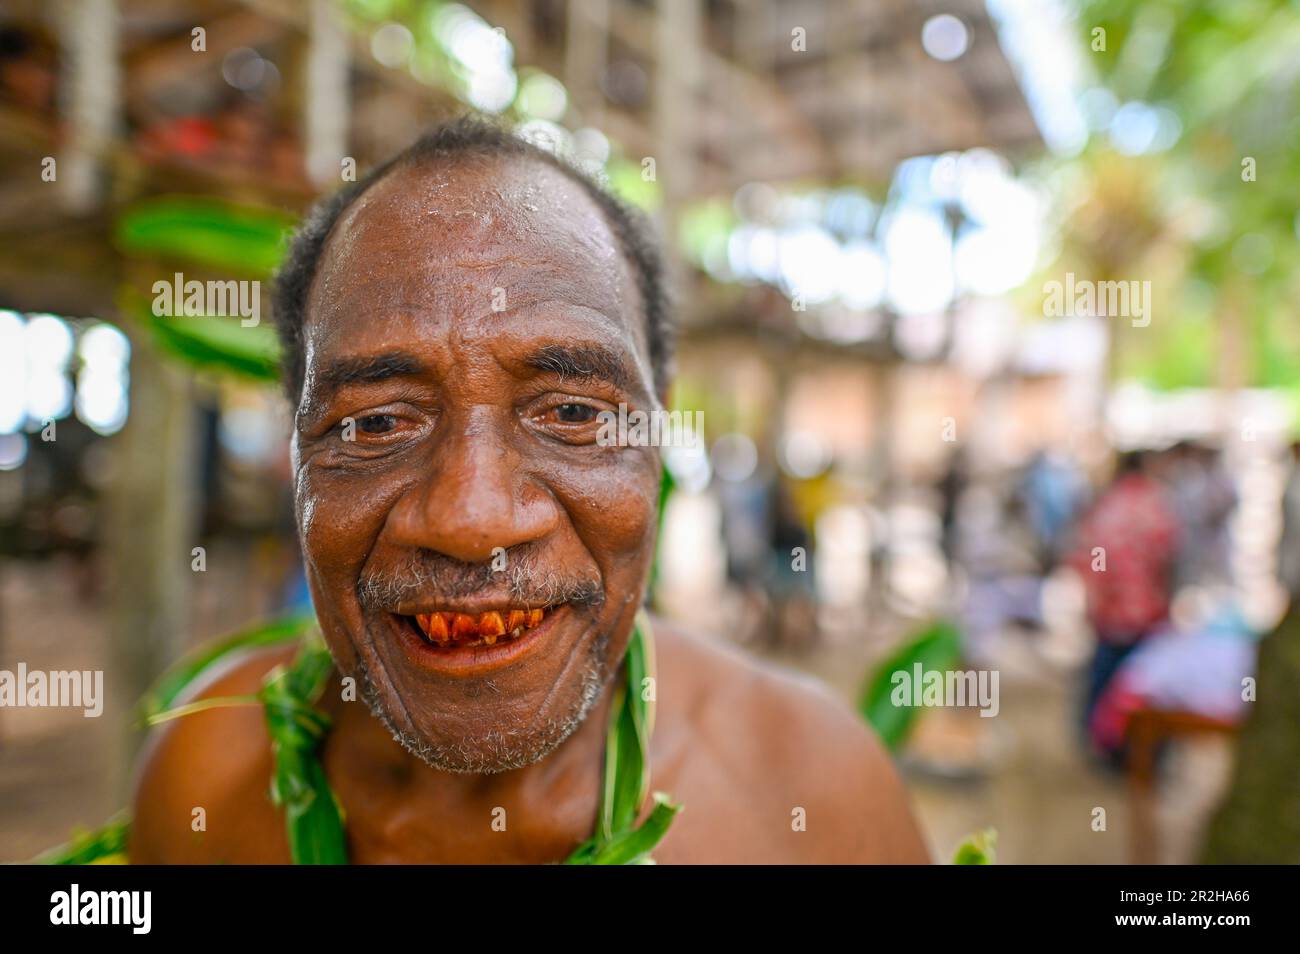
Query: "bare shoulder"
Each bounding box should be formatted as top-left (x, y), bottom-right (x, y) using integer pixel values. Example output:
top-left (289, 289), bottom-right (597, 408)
top-left (651, 619), bottom-right (931, 864)
top-left (128, 644), bottom-right (296, 864)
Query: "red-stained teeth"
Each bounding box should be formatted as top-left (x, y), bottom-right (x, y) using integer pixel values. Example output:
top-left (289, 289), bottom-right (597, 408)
top-left (410, 606), bottom-right (551, 647)
top-left (452, 613), bottom-right (478, 639)
top-left (415, 612), bottom-right (449, 643)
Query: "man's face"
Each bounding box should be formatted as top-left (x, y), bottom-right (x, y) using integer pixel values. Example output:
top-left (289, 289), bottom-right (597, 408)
top-left (292, 156), bottom-right (661, 773)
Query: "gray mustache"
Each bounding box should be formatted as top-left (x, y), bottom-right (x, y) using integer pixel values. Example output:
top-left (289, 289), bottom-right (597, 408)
top-left (357, 547), bottom-right (604, 611)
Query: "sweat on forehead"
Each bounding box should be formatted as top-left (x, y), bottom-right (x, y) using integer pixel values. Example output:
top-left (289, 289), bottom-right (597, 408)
top-left (310, 156), bottom-right (633, 322)
top-left (336, 152), bottom-right (609, 238)
top-left (272, 116), bottom-right (674, 404)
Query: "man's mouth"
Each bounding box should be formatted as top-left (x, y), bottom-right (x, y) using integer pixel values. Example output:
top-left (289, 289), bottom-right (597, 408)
top-left (399, 607), bottom-right (551, 649)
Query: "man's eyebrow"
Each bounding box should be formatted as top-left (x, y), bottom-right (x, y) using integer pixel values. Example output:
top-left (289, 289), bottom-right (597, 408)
top-left (525, 343), bottom-right (639, 393)
top-left (311, 351), bottom-right (428, 396)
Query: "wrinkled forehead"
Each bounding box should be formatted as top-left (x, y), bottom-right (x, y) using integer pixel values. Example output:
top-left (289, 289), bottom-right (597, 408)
top-left (305, 155), bottom-right (647, 364)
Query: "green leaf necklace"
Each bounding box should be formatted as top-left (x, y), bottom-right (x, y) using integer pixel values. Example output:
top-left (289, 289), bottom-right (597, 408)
top-left (38, 611), bottom-right (680, 865)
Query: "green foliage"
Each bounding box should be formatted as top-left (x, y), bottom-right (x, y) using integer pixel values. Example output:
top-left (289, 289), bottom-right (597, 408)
top-left (115, 197), bottom-right (294, 277)
top-left (36, 613), bottom-right (678, 866)
top-left (606, 158), bottom-right (663, 211)
top-left (647, 467), bottom-right (675, 597)
top-left (1124, 309), bottom-right (1213, 390)
top-left (116, 197), bottom-right (289, 383)
top-left (33, 813), bottom-right (130, 865)
top-left (565, 794), bottom-right (681, 865)
top-left (1067, 0), bottom-right (1300, 391)
top-left (34, 614), bottom-right (316, 865)
top-left (122, 288), bottom-right (282, 384)
top-left (564, 615), bottom-right (682, 864)
top-left (678, 198), bottom-right (736, 267)
top-left (145, 310), bottom-right (281, 382)
top-left (952, 828), bottom-right (997, 865)
top-left (137, 611), bottom-right (315, 722)
top-left (858, 620), bottom-right (963, 750)
top-left (602, 657), bottom-right (649, 839)
top-left (261, 638), bottom-right (348, 865)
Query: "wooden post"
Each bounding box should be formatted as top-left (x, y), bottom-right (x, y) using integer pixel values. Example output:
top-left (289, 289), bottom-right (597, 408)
top-left (57, 0), bottom-right (120, 214)
top-left (104, 289), bottom-right (200, 798)
top-left (654, 0), bottom-right (702, 274)
top-left (305, 0), bottom-right (350, 188)
top-left (1126, 710), bottom-right (1160, 864)
top-left (566, 0), bottom-right (609, 128)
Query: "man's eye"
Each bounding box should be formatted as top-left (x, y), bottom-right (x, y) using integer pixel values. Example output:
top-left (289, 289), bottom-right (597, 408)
top-left (355, 414), bottom-right (398, 434)
top-left (554, 403), bottom-right (598, 424)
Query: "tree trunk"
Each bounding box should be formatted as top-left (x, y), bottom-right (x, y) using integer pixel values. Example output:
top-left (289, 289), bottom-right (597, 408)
top-left (1201, 609), bottom-right (1300, 862)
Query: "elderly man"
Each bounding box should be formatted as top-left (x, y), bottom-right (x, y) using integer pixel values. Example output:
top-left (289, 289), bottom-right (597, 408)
top-left (129, 117), bottom-right (928, 864)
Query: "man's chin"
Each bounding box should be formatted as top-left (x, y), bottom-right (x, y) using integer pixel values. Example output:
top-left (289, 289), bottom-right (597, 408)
top-left (353, 654), bottom-right (607, 775)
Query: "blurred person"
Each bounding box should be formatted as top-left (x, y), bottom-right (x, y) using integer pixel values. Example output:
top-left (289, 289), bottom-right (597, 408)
top-left (1066, 451), bottom-right (1180, 757)
top-left (1090, 601), bottom-right (1255, 755)
top-left (1017, 448), bottom-right (1087, 570)
top-left (957, 476), bottom-right (1050, 663)
top-left (715, 467), bottom-right (771, 586)
top-left (937, 445), bottom-right (969, 570)
top-left (126, 117), bottom-right (928, 865)
top-left (714, 465), bottom-right (774, 645)
top-left (1277, 441), bottom-right (1300, 602)
top-left (1165, 441), bottom-right (1236, 592)
top-left (764, 477), bottom-right (818, 650)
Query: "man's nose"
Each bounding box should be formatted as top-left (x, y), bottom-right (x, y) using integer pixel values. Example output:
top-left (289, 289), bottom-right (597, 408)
top-left (384, 420), bottom-right (559, 563)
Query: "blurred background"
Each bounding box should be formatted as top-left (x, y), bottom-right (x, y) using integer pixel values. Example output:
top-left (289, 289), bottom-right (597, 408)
top-left (2, 0), bottom-right (1299, 864)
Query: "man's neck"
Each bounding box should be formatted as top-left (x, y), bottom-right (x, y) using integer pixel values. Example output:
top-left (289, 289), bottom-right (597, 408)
top-left (321, 671), bottom-right (620, 862)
